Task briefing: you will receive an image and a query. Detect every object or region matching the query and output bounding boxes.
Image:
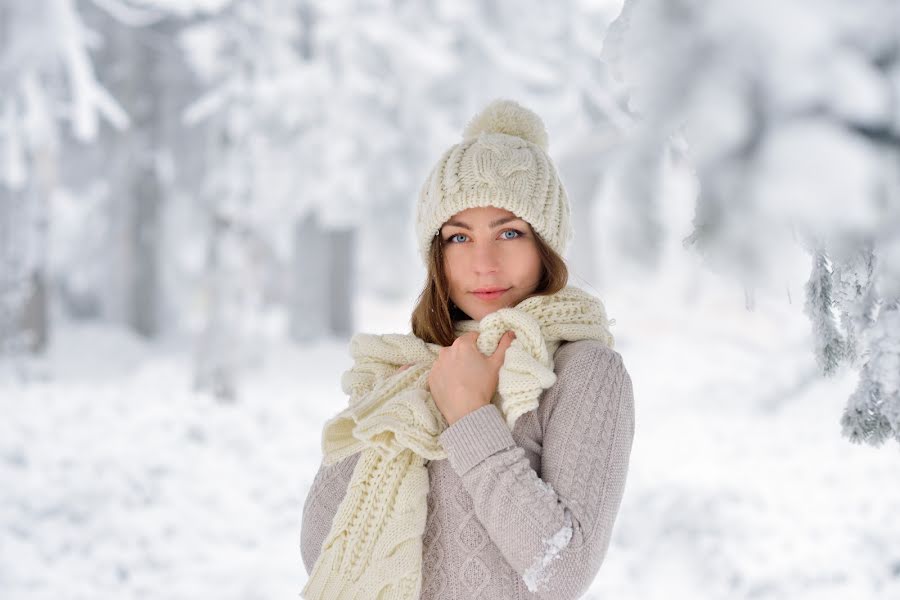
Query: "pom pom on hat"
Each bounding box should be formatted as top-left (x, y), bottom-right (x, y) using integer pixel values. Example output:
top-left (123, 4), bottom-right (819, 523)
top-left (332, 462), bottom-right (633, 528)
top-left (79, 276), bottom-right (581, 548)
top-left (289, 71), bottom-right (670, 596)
top-left (461, 99), bottom-right (550, 151)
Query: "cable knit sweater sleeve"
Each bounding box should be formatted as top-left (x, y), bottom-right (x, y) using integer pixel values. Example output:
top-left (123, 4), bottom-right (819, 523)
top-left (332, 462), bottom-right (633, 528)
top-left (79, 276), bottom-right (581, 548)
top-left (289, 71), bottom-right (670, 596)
top-left (437, 341), bottom-right (635, 599)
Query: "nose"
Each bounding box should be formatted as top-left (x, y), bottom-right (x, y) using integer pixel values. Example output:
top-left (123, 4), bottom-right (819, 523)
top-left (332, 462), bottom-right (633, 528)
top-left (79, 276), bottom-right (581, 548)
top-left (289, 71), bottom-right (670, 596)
top-left (472, 240), bottom-right (500, 275)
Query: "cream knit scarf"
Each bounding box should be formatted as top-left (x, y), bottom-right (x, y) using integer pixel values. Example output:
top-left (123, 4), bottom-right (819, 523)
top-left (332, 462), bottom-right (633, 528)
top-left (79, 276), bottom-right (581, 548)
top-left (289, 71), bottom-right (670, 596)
top-left (302, 286), bottom-right (615, 600)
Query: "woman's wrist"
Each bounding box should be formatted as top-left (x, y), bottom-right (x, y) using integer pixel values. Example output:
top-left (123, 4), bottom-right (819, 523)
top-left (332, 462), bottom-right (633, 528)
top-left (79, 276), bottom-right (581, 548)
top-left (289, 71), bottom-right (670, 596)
top-left (444, 397), bottom-right (490, 426)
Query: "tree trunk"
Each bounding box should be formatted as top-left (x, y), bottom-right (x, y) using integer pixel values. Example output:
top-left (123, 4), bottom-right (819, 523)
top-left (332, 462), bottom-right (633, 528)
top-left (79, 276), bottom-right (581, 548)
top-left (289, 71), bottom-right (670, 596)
top-left (102, 19), bottom-right (165, 337)
top-left (290, 212), bottom-right (356, 342)
top-left (0, 149), bottom-right (51, 355)
top-left (327, 225), bottom-right (355, 338)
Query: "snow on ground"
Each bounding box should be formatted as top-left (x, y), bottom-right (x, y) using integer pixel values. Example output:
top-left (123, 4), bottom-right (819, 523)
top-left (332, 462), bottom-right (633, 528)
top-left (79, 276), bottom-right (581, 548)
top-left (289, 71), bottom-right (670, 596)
top-left (0, 326), bottom-right (340, 600)
top-left (588, 274), bottom-right (900, 600)
top-left (2, 270), bottom-right (900, 600)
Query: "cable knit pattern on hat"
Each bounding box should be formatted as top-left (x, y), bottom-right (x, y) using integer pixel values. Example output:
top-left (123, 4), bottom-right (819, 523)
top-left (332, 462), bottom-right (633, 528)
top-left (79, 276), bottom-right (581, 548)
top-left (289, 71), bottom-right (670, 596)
top-left (301, 286), bottom-right (615, 600)
top-left (415, 99), bottom-right (572, 263)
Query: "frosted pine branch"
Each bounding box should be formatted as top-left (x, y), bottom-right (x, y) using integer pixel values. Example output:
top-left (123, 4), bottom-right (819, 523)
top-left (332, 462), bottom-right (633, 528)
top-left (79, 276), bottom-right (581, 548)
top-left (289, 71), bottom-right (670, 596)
top-left (803, 249), bottom-right (846, 376)
top-left (606, 0), bottom-right (900, 447)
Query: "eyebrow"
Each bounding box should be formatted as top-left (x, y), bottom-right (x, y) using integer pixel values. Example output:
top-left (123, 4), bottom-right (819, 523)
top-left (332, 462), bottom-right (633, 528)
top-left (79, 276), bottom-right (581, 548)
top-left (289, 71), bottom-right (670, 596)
top-left (442, 216), bottom-right (523, 231)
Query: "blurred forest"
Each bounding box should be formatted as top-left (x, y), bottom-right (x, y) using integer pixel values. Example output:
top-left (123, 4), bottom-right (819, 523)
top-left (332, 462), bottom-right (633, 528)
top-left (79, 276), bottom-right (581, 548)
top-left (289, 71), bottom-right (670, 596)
top-left (1, 0), bottom-right (630, 396)
top-left (1, 0), bottom-right (899, 444)
top-left (3, 3), bottom-right (900, 599)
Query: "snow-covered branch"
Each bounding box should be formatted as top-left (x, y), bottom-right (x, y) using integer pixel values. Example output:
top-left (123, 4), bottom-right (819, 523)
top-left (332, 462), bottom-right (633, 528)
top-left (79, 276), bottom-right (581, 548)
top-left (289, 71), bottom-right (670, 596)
top-left (0, 0), bottom-right (129, 189)
top-left (605, 0), bottom-right (900, 446)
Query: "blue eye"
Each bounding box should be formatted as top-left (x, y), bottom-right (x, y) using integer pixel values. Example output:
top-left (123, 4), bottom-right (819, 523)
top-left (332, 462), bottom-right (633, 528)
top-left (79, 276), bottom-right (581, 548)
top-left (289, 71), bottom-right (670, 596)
top-left (446, 233), bottom-right (468, 244)
top-left (501, 229), bottom-right (523, 240)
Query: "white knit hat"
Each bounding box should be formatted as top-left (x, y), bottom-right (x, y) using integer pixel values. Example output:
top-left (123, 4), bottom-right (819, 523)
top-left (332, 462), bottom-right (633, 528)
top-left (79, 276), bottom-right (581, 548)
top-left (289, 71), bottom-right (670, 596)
top-left (415, 99), bottom-right (572, 264)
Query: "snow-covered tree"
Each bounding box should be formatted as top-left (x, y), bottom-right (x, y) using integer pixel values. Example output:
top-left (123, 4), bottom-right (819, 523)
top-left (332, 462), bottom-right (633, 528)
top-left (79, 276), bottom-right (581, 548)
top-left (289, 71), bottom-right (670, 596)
top-left (167, 0), bottom-right (313, 400)
top-left (552, 0), bottom-right (639, 281)
top-left (603, 0), bottom-right (900, 447)
top-left (330, 0), bottom-right (630, 290)
top-left (301, 0), bottom-right (455, 299)
top-left (72, 5), bottom-right (181, 338)
top-left (0, 0), bottom-right (129, 355)
top-left (804, 247), bottom-right (846, 376)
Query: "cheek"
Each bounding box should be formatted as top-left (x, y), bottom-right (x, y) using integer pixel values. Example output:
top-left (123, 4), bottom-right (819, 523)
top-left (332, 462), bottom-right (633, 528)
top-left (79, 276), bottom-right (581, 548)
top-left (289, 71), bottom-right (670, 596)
top-left (527, 259), bottom-right (542, 286)
top-left (443, 253), bottom-right (463, 291)
top-left (517, 245), bottom-right (542, 285)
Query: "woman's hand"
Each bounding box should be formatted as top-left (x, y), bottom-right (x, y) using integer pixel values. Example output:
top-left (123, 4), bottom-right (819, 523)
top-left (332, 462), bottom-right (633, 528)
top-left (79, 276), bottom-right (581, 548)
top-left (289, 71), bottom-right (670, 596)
top-left (426, 331), bottom-right (516, 426)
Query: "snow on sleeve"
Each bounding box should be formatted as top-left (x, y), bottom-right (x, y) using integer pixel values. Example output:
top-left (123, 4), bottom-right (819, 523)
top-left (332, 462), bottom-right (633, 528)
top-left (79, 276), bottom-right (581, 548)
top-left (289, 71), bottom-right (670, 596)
top-left (522, 507), bottom-right (574, 593)
top-left (533, 476), bottom-right (556, 495)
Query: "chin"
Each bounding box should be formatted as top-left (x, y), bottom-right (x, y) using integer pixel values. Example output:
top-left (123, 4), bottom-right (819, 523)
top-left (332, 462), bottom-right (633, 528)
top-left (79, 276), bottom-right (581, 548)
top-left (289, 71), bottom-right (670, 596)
top-left (459, 307), bottom-right (483, 320)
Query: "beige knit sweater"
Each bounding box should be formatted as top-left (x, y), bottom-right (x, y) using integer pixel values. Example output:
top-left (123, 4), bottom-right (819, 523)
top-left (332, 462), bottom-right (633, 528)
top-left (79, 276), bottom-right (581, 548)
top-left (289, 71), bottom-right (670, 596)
top-left (301, 339), bottom-right (635, 600)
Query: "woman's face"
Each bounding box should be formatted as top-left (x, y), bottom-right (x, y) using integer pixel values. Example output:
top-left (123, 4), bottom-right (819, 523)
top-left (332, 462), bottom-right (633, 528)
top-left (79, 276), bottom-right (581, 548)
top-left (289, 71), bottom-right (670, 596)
top-left (440, 206), bottom-right (542, 321)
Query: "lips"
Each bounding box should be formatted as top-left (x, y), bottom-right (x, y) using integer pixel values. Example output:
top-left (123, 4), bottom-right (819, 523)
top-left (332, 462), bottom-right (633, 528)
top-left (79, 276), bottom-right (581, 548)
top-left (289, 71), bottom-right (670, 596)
top-left (471, 287), bottom-right (510, 301)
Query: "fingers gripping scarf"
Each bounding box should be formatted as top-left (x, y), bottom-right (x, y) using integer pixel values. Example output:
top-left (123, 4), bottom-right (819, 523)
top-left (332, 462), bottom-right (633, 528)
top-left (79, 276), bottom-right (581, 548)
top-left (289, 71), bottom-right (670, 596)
top-left (302, 286), bottom-right (615, 600)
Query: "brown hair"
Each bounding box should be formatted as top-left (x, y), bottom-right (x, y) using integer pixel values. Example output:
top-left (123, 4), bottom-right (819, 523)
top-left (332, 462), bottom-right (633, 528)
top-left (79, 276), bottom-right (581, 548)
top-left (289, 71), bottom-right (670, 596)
top-left (410, 230), bottom-right (568, 346)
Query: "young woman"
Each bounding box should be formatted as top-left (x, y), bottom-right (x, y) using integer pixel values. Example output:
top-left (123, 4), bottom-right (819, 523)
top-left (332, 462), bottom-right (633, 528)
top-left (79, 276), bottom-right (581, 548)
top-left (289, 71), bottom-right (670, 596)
top-left (301, 99), bottom-right (635, 600)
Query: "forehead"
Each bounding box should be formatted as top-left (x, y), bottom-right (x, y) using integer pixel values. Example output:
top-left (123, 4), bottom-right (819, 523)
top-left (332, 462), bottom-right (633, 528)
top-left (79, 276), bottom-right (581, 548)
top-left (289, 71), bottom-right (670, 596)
top-left (442, 206), bottom-right (520, 226)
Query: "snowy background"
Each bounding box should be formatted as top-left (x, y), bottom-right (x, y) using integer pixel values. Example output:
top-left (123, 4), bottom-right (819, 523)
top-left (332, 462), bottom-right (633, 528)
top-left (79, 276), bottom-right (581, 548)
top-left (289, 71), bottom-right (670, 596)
top-left (3, 0), bottom-right (900, 599)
